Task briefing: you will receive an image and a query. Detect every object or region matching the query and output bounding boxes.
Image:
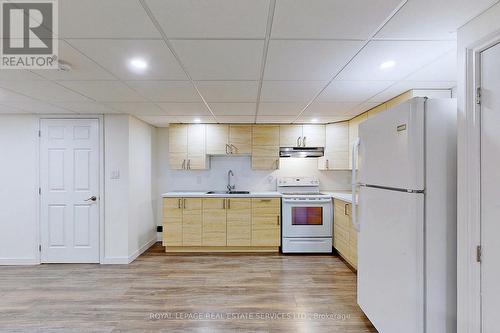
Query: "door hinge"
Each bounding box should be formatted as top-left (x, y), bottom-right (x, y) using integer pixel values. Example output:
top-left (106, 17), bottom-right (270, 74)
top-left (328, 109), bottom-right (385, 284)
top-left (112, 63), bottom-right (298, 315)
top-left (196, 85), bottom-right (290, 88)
top-left (476, 87), bottom-right (481, 105)
top-left (39, 244), bottom-right (41, 252)
top-left (38, 130), bottom-right (41, 137)
top-left (476, 245), bottom-right (482, 263)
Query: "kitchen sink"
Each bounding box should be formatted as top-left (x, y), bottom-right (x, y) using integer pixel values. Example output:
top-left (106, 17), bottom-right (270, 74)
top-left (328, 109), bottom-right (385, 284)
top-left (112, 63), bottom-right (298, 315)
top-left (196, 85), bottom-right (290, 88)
top-left (206, 190), bottom-right (250, 195)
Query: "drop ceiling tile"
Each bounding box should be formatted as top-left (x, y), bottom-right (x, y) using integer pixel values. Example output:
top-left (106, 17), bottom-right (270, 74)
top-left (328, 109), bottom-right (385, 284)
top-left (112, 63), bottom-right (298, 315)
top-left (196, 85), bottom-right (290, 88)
top-left (260, 81), bottom-right (326, 102)
top-left (318, 80), bottom-right (394, 102)
top-left (0, 104), bottom-right (28, 113)
top-left (175, 115), bottom-right (216, 123)
top-left (59, 0), bottom-right (161, 38)
top-left (375, 0), bottom-right (498, 40)
top-left (0, 70), bottom-right (44, 81)
top-left (57, 81), bottom-right (146, 102)
top-left (258, 102), bottom-right (304, 116)
top-left (256, 115), bottom-right (296, 123)
top-left (2, 99), bottom-right (75, 114)
top-left (369, 81), bottom-right (455, 103)
top-left (0, 88), bottom-right (36, 102)
top-left (156, 102), bottom-right (211, 116)
top-left (104, 102), bottom-right (165, 115)
top-left (52, 102), bottom-right (117, 114)
top-left (171, 40), bottom-right (264, 80)
top-left (196, 81), bottom-right (259, 102)
top-left (68, 39), bottom-right (187, 80)
top-left (264, 40), bottom-right (363, 80)
top-left (337, 40), bottom-right (455, 81)
top-left (126, 81), bottom-right (200, 102)
top-left (405, 50), bottom-right (457, 82)
top-left (33, 41), bottom-right (115, 81)
top-left (272, 0), bottom-right (402, 39)
top-left (209, 103), bottom-right (256, 116)
top-left (305, 102), bottom-right (361, 116)
top-left (145, 0), bottom-right (270, 38)
top-left (0, 81), bottom-right (90, 102)
top-left (295, 115), bottom-right (350, 124)
top-left (216, 115), bottom-right (255, 123)
top-left (135, 115), bottom-right (181, 127)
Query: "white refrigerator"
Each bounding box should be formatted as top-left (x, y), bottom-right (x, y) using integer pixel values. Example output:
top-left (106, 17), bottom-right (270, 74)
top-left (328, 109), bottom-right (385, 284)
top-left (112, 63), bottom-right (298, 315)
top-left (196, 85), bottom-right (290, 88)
top-left (352, 97), bottom-right (457, 333)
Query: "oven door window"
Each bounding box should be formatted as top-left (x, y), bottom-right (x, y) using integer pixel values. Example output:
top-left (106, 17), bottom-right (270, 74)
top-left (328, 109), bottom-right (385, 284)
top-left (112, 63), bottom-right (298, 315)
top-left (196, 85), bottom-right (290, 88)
top-left (291, 207), bottom-right (323, 225)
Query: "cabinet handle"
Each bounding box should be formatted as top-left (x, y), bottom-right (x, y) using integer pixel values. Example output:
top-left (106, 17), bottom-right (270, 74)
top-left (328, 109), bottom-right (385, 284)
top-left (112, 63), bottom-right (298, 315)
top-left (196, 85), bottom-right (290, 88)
top-left (178, 198), bottom-right (181, 209)
top-left (277, 215), bottom-right (280, 225)
top-left (275, 159), bottom-right (279, 170)
top-left (297, 136), bottom-right (301, 147)
top-left (260, 199), bottom-right (271, 202)
top-left (227, 198), bottom-right (230, 209)
top-left (326, 159), bottom-right (329, 170)
top-left (184, 199), bottom-right (187, 209)
top-left (182, 159), bottom-right (186, 169)
top-left (225, 144), bottom-right (229, 154)
top-left (344, 203), bottom-right (349, 216)
top-left (302, 136), bottom-right (306, 147)
top-left (187, 159), bottom-right (191, 169)
top-left (223, 199), bottom-right (226, 209)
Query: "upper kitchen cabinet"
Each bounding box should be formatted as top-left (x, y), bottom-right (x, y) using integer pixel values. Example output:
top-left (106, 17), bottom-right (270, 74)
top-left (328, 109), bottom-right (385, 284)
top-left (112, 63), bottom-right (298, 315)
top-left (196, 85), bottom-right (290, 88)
top-left (279, 124), bottom-right (325, 147)
top-left (169, 124), bottom-right (208, 170)
top-left (348, 113), bottom-right (368, 169)
top-left (252, 125), bottom-right (280, 170)
top-left (318, 122), bottom-right (349, 170)
top-left (206, 124), bottom-right (252, 155)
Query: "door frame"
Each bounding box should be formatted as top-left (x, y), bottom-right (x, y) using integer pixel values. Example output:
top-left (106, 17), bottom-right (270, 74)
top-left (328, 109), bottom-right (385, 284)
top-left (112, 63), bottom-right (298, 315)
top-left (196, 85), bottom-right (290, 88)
top-left (460, 33), bottom-right (500, 333)
top-left (38, 115), bottom-right (105, 264)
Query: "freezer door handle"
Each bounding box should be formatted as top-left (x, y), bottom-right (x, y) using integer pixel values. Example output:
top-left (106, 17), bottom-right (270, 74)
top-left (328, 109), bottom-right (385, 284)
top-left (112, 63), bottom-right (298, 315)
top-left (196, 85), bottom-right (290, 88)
top-left (351, 137), bottom-right (361, 231)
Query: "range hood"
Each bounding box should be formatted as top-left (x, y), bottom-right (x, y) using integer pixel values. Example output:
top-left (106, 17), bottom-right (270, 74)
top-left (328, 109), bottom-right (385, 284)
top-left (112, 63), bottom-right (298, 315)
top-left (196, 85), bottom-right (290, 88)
top-left (279, 147), bottom-right (324, 158)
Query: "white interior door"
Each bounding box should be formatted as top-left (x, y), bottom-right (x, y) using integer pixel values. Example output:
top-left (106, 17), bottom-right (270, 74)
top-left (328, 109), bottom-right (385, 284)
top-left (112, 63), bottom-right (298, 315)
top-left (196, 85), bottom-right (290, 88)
top-left (357, 186), bottom-right (424, 333)
top-left (40, 119), bottom-right (100, 263)
top-left (480, 41), bottom-right (500, 333)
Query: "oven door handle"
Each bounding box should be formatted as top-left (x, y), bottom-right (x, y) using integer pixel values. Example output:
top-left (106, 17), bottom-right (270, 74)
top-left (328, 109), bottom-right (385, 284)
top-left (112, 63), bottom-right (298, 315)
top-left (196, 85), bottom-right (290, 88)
top-left (282, 198), bottom-right (332, 204)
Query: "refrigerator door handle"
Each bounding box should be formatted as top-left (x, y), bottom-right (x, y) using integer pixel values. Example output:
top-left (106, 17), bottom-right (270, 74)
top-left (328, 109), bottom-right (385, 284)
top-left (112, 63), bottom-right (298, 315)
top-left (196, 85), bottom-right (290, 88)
top-left (352, 137), bottom-right (361, 231)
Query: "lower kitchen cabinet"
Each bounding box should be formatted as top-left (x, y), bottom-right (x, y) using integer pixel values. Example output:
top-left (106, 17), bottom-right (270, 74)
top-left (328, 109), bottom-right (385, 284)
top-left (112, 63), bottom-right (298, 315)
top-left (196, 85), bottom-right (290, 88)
top-left (333, 199), bottom-right (358, 269)
top-left (202, 198), bottom-right (227, 246)
top-left (226, 198), bottom-right (251, 246)
top-left (251, 198), bottom-right (280, 247)
top-left (162, 197), bottom-right (280, 252)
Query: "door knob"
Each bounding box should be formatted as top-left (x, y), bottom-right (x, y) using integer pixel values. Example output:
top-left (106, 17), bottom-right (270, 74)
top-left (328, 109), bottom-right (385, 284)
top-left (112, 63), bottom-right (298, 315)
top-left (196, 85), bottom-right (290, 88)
top-left (85, 196), bottom-right (97, 202)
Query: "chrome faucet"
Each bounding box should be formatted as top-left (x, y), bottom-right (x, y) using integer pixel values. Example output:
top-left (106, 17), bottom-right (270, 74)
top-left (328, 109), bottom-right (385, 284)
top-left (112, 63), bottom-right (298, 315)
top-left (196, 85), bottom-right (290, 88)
top-left (227, 170), bottom-right (235, 192)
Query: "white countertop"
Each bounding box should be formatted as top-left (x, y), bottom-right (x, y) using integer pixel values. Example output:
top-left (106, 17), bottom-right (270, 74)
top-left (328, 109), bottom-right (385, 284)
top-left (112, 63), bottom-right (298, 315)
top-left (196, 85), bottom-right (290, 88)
top-left (162, 191), bottom-right (355, 201)
top-left (161, 191), bottom-right (282, 198)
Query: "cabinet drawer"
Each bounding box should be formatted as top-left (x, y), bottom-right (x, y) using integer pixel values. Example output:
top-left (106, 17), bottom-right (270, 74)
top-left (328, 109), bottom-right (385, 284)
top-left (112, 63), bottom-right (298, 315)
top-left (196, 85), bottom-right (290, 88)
top-left (252, 198), bottom-right (280, 216)
top-left (334, 200), bottom-right (351, 217)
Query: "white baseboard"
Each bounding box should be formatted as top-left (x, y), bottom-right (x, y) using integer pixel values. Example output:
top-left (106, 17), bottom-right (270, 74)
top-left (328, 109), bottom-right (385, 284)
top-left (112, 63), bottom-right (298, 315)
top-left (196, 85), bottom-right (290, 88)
top-left (128, 237), bottom-right (157, 263)
top-left (101, 256), bottom-right (129, 264)
top-left (0, 258), bottom-right (39, 265)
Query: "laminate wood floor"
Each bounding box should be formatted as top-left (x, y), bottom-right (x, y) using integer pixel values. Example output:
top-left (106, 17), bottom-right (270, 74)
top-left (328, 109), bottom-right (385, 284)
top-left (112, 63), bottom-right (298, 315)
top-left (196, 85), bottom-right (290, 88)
top-left (0, 243), bottom-right (377, 333)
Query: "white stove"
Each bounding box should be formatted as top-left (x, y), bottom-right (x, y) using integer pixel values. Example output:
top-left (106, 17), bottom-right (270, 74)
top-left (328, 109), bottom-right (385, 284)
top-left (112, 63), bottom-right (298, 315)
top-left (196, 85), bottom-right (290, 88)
top-left (278, 177), bottom-right (333, 253)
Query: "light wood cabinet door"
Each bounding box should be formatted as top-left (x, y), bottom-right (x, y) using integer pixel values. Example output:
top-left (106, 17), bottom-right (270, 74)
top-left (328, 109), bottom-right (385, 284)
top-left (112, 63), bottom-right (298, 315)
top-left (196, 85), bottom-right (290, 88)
top-left (206, 124), bottom-right (229, 155)
top-left (318, 122), bottom-right (349, 170)
top-left (229, 125), bottom-right (252, 154)
top-left (187, 124), bottom-right (207, 170)
top-left (182, 198), bottom-right (202, 246)
top-left (279, 125), bottom-right (302, 147)
top-left (163, 198), bottom-right (183, 246)
top-left (252, 125), bottom-right (279, 146)
top-left (333, 199), bottom-right (357, 269)
top-left (348, 113), bottom-right (368, 169)
top-left (169, 124), bottom-right (188, 170)
top-left (251, 146), bottom-right (279, 170)
top-left (251, 198), bottom-right (280, 247)
top-left (302, 125), bottom-right (325, 147)
top-left (226, 198), bottom-right (251, 246)
top-left (202, 198), bottom-right (227, 246)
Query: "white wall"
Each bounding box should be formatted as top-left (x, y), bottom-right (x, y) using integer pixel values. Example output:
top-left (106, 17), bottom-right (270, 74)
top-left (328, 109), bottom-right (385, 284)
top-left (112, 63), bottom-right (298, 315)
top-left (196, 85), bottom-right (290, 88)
top-left (155, 127), bottom-right (351, 226)
top-left (127, 116), bottom-right (157, 259)
top-left (457, 3), bottom-right (500, 333)
top-left (0, 115), bottom-right (39, 265)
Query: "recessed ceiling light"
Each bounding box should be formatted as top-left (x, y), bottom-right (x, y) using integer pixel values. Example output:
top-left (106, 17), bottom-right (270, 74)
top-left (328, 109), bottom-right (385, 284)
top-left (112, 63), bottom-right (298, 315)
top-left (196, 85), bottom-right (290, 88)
top-left (380, 60), bottom-right (395, 70)
top-left (129, 57), bottom-right (148, 72)
top-left (311, 118), bottom-right (318, 123)
top-left (193, 118), bottom-right (201, 123)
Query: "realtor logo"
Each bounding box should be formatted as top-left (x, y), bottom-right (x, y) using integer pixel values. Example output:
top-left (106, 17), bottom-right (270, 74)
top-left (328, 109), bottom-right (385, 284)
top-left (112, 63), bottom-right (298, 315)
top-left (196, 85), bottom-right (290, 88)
top-left (1, 0), bottom-right (58, 69)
